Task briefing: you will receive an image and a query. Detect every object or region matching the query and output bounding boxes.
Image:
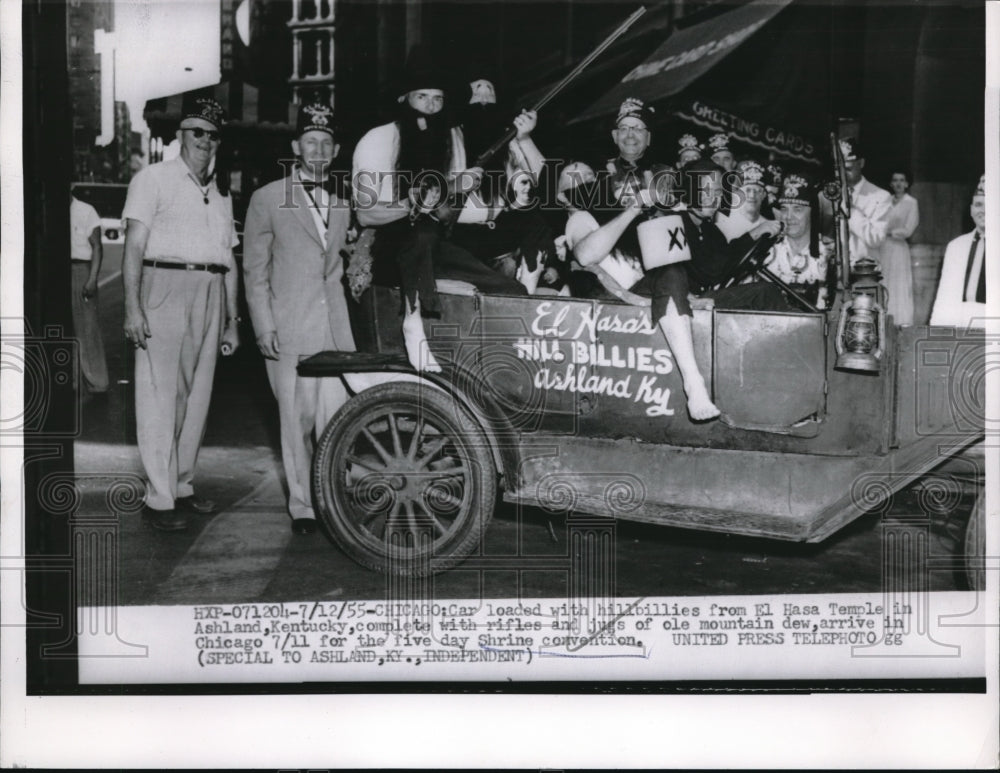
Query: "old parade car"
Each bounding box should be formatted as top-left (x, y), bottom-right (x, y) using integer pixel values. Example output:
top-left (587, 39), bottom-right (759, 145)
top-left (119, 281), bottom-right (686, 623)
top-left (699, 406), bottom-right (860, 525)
top-left (299, 230), bottom-right (987, 586)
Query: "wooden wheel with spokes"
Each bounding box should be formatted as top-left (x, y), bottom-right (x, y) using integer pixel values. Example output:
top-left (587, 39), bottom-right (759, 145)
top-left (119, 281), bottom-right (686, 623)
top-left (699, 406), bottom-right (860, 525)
top-left (313, 382), bottom-right (496, 576)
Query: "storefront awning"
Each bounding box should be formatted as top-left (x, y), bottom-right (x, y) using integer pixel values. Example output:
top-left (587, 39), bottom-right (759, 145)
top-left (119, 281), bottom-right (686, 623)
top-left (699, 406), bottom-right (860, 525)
top-left (143, 81), bottom-right (295, 134)
top-left (572, 0), bottom-right (793, 124)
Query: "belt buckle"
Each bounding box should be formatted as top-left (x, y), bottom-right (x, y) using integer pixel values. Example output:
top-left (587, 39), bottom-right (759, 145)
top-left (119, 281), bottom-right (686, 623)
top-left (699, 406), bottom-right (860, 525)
top-left (185, 264), bottom-right (195, 271)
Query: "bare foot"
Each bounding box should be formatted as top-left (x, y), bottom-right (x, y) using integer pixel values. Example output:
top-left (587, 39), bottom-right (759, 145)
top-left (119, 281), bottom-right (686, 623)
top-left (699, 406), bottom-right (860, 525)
top-left (402, 314), bottom-right (442, 373)
top-left (684, 379), bottom-right (720, 421)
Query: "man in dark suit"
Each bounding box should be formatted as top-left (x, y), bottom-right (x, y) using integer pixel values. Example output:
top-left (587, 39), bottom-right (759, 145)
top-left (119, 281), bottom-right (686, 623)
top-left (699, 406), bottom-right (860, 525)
top-left (243, 102), bottom-right (356, 535)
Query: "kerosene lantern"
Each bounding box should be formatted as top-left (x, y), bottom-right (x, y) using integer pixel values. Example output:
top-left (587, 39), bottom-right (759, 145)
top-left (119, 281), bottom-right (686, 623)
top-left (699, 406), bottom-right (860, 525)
top-left (835, 257), bottom-right (887, 372)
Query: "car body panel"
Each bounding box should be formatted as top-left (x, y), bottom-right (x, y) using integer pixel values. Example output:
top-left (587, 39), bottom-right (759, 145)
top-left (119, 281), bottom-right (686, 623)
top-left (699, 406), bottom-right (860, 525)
top-left (300, 285), bottom-right (984, 545)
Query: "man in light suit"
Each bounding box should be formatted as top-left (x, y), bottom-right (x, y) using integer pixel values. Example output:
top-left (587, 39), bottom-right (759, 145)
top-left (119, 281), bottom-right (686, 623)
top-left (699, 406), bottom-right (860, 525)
top-left (243, 102), bottom-right (355, 534)
top-left (840, 137), bottom-right (891, 266)
top-left (931, 174), bottom-right (986, 329)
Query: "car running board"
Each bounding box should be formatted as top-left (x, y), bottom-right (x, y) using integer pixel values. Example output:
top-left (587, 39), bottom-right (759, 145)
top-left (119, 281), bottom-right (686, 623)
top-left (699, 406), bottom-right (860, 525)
top-left (297, 350), bottom-right (413, 377)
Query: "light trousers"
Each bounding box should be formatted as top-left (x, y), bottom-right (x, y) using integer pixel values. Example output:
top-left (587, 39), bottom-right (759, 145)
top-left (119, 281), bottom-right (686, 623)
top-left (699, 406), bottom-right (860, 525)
top-left (265, 352), bottom-right (349, 520)
top-left (70, 261), bottom-right (109, 393)
top-left (135, 268), bottom-right (223, 511)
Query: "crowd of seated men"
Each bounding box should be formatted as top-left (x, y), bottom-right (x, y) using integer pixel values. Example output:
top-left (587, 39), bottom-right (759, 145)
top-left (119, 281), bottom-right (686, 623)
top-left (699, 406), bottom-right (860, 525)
top-left (345, 48), bottom-right (839, 420)
top-left (344, 48), bottom-right (983, 420)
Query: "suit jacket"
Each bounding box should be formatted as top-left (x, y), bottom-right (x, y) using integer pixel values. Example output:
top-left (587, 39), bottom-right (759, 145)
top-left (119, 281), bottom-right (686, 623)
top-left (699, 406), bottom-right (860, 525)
top-left (930, 229), bottom-right (985, 329)
top-left (243, 175), bottom-right (356, 355)
top-left (848, 177), bottom-right (891, 263)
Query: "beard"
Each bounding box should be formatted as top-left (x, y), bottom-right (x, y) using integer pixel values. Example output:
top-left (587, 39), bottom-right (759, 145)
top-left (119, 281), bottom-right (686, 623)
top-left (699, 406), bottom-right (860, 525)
top-left (395, 104), bottom-right (453, 186)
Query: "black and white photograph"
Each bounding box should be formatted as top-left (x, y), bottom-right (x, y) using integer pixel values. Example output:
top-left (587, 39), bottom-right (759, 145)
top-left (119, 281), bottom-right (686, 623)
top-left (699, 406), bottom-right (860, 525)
top-left (1, 0), bottom-right (997, 767)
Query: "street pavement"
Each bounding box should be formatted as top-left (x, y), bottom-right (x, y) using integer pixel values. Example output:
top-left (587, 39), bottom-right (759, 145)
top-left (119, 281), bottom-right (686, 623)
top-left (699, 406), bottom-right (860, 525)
top-left (71, 268), bottom-right (974, 607)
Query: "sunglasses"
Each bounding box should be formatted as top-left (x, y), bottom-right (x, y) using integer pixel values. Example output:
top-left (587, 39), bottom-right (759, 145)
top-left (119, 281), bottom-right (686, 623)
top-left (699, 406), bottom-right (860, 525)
top-left (183, 127), bottom-right (221, 141)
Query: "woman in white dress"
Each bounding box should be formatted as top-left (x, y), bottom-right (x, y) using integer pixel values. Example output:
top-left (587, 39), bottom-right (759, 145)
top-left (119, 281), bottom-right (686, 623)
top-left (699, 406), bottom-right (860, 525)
top-left (881, 170), bottom-right (919, 325)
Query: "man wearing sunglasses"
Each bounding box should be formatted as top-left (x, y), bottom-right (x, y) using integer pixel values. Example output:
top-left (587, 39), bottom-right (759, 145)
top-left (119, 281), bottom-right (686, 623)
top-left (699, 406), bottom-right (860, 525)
top-left (121, 96), bottom-right (240, 532)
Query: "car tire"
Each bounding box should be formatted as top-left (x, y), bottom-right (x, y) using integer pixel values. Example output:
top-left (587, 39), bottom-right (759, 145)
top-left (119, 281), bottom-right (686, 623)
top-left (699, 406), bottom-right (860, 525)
top-left (962, 490), bottom-right (984, 592)
top-left (313, 381), bottom-right (496, 577)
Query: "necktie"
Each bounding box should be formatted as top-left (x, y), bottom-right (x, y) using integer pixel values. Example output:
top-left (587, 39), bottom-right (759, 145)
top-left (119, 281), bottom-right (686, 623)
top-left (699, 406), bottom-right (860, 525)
top-left (963, 232), bottom-right (984, 303)
top-left (976, 241), bottom-right (986, 303)
top-left (300, 177), bottom-right (330, 232)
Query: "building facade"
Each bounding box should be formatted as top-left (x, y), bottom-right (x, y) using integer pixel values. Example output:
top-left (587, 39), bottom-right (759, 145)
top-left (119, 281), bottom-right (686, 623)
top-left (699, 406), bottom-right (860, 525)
top-left (67, 0), bottom-right (125, 181)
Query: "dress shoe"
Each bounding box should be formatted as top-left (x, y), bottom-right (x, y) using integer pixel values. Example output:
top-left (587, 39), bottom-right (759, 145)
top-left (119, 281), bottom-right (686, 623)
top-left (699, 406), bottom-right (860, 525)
top-left (291, 518), bottom-right (318, 535)
top-left (175, 495), bottom-right (218, 515)
top-left (144, 506), bottom-right (188, 532)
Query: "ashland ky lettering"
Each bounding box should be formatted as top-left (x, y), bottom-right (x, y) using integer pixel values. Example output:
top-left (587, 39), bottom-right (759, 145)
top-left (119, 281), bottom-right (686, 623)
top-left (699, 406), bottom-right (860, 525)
top-left (514, 301), bottom-right (676, 417)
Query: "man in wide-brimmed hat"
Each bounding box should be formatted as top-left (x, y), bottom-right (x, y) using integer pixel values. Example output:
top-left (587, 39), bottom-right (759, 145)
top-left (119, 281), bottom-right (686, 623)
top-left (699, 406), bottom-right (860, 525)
top-left (121, 95), bottom-right (240, 532)
top-left (352, 46), bottom-right (527, 373)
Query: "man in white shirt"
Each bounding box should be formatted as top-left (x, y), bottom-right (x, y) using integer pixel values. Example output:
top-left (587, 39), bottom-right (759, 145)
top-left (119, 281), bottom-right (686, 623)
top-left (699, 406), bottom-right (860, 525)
top-left (930, 175), bottom-right (986, 329)
top-left (69, 188), bottom-right (109, 395)
top-left (840, 137), bottom-right (891, 266)
top-left (122, 96), bottom-right (240, 531)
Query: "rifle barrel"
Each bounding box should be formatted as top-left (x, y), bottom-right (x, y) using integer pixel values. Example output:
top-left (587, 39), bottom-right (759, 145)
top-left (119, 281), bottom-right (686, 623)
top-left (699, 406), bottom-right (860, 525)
top-left (533, 6), bottom-right (646, 114)
top-left (831, 131), bottom-right (851, 290)
top-left (474, 6), bottom-right (647, 168)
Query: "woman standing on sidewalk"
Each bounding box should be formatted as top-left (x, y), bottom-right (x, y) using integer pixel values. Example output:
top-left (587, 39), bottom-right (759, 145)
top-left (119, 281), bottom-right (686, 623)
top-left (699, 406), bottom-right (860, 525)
top-left (882, 170), bottom-right (919, 326)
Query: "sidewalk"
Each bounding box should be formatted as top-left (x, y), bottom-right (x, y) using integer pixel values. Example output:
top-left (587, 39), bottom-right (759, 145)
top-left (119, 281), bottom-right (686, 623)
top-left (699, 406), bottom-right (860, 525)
top-left (74, 440), bottom-right (295, 606)
top-left (72, 275), bottom-right (418, 604)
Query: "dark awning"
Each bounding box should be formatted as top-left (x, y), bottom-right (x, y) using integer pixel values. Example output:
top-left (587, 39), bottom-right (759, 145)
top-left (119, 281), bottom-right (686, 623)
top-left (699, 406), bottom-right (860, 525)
top-left (572, 0), bottom-right (792, 124)
top-left (143, 81), bottom-right (295, 134)
top-left (514, 3), bottom-right (674, 114)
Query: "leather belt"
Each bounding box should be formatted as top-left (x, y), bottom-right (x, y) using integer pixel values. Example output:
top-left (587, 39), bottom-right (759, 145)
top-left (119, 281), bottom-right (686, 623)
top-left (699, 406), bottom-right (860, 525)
top-left (142, 259), bottom-right (228, 274)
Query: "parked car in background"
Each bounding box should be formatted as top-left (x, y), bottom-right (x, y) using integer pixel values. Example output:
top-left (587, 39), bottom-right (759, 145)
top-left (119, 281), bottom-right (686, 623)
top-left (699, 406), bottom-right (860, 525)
top-left (71, 183), bottom-right (128, 247)
top-left (72, 183), bottom-right (129, 280)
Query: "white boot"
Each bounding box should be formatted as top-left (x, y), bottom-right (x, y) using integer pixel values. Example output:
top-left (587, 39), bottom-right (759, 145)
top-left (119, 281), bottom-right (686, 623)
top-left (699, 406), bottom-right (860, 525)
top-left (402, 296), bottom-right (442, 373)
top-left (657, 302), bottom-right (720, 421)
